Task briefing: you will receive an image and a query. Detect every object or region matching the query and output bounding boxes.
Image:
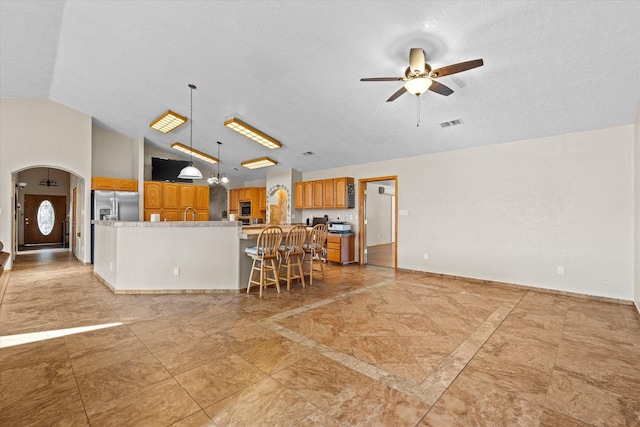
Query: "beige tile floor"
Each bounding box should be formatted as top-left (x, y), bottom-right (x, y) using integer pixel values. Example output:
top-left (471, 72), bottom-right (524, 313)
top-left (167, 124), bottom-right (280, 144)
top-left (1, 251), bottom-right (639, 426)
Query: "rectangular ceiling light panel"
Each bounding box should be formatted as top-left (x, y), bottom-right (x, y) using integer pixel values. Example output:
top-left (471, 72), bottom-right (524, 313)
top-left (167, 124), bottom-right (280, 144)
top-left (241, 157), bottom-right (278, 169)
top-left (224, 118), bottom-right (282, 149)
top-left (171, 142), bottom-right (219, 164)
top-left (150, 110), bottom-right (188, 133)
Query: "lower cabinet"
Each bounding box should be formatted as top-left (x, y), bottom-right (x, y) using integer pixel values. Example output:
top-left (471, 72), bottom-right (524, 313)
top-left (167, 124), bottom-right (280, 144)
top-left (326, 234), bottom-right (355, 264)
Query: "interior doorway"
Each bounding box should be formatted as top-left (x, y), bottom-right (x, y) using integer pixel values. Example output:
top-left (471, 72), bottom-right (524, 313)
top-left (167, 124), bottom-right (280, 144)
top-left (15, 167), bottom-right (72, 254)
top-left (358, 176), bottom-right (398, 268)
top-left (23, 194), bottom-right (67, 248)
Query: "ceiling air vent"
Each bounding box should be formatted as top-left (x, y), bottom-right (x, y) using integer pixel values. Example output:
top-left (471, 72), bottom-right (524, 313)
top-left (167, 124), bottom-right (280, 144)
top-left (439, 118), bottom-right (464, 128)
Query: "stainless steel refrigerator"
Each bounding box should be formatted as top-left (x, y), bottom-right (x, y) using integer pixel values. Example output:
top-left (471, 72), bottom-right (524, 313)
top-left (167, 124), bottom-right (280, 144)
top-left (91, 190), bottom-right (140, 263)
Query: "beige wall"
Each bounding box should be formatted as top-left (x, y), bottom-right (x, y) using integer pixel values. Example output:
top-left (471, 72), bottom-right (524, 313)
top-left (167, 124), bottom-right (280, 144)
top-left (304, 124), bottom-right (635, 301)
top-left (0, 99), bottom-right (92, 267)
top-left (92, 125), bottom-right (137, 179)
top-left (634, 101), bottom-right (640, 313)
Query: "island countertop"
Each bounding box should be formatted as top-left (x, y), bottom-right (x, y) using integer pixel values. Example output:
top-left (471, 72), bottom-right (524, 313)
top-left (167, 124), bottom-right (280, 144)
top-left (92, 220), bottom-right (250, 293)
top-left (92, 220), bottom-right (241, 228)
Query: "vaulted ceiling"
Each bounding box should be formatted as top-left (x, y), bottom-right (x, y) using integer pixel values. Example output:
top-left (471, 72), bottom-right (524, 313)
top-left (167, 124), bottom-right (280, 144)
top-left (1, 1), bottom-right (638, 182)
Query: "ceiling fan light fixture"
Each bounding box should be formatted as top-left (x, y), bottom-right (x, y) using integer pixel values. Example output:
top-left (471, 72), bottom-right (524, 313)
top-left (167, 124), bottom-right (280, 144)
top-left (224, 118), bottom-right (282, 149)
top-left (150, 110), bottom-right (187, 133)
top-left (403, 77), bottom-right (432, 96)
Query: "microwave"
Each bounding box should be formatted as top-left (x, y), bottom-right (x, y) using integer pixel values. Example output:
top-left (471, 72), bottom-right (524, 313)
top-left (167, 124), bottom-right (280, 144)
top-left (240, 203), bottom-right (251, 216)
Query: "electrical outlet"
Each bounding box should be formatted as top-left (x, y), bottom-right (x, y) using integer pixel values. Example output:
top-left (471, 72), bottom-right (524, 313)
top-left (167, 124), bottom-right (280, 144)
top-left (173, 267), bottom-right (180, 276)
top-left (557, 266), bottom-right (564, 275)
top-left (424, 253), bottom-right (429, 260)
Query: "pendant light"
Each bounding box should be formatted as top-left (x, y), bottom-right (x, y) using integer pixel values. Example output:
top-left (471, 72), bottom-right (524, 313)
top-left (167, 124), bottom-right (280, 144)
top-left (207, 141), bottom-right (230, 185)
top-left (39, 168), bottom-right (59, 187)
top-left (178, 84), bottom-right (203, 180)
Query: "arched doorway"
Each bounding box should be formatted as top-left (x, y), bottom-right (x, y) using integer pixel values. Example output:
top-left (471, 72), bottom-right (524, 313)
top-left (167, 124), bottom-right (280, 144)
top-left (14, 167), bottom-right (73, 254)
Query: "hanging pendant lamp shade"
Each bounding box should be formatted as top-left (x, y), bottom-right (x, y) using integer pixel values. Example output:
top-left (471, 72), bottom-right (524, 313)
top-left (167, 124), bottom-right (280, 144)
top-left (178, 84), bottom-right (203, 180)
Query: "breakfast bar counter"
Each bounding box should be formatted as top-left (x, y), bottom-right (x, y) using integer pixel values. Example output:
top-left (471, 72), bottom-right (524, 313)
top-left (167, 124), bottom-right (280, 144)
top-left (92, 220), bottom-right (254, 293)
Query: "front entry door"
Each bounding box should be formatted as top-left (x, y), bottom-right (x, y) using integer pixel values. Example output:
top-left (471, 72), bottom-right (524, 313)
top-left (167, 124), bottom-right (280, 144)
top-left (24, 195), bottom-right (67, 245)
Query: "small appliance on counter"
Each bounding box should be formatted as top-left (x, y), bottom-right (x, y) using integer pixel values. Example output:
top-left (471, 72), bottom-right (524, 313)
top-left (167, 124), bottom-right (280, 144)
top-left (328, 221), bottom-right (351, 233)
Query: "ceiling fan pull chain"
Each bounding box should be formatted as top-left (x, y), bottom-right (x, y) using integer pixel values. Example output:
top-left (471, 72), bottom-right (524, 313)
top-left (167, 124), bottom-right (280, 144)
top-left (416, 96), bottom-right (420, 127)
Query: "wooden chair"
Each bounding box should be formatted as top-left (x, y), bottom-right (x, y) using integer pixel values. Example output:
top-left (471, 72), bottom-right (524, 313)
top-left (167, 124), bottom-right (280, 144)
top-left (303, 223), bottom-right (327, 285)
top-left (245, 226), bottom-right (283, 297)
top-left (278, 224), bottom-right (307, 291)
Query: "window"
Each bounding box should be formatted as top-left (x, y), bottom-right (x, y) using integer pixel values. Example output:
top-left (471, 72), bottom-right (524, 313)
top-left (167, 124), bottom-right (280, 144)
top-left (37, 200), bottom-right (55, 235)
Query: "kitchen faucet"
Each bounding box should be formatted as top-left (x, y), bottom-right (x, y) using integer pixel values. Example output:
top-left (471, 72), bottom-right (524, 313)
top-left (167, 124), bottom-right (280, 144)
top-left (183, 206), bottom-right (196, 221)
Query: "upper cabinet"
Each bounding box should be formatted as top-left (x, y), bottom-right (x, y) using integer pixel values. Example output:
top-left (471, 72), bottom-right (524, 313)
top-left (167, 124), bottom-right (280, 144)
top-left (163, 183), bottom-right (180, 209)
top-left (92, 176), bottom-right (138, 192)
top-left (259, 187), bottom-right (266, 211)
top-left (323, 179), bottom-right (335, 208)
top-left (195, 186), bottom-right (210, 210)
top-left (143, 181), bottom-right (210, 221)
top-left (144, 181), bottom-right (163, 209)
top-left (294, 177), bottom-right (354, 210)
top-left (334, 177), bottom-right (354, 209)
top-left (229, 188), bottom-right (239, 214)
top-left (294, 182), bottom-right (304, 210)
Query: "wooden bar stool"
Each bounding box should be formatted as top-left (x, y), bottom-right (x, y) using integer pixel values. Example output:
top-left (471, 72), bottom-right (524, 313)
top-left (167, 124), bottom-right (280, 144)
top-left (278, 224), bottom-right (307, 291)
top-left (245, 225), bottom-right (283, 297)
top-left (303, 223), bottom-right (327, 285)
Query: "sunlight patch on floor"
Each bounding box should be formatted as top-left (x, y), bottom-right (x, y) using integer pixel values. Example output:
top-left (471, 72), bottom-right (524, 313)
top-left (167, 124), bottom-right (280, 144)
top-left (0, 322), bottom-right (123, 348)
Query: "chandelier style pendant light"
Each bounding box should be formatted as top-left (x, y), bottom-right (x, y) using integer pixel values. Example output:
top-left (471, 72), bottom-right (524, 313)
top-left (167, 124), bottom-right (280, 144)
top-left (207, 141), bottom-right (229, 185)
top-left (178, 84), bottom-right (203, 180)
top-left (39, 168), bottom-right (59, 187)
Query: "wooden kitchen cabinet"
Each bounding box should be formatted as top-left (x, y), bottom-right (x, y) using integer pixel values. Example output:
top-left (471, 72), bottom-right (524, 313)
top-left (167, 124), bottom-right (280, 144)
top-left (312, 180), bottom-right (323, 209)
top-left (240, 188), bottom-right (252, 202)
top-left (195, 186), bottom-right (209, 210)
top-left (303, 181), bottom-right (313, 209)
top-left (93, 177), bottom-right (138, 191)
top-left (144, 181), bottom-right (163, 209)
top-left (163, 183), bottom-right (180, 209)
top-left (116, 179), bottom-right (138, 192)
top-left (179, 184), bottom-right (196, 209)
top-left (323, 179), bottom-right (335, 208)
top-left (326, 234), bottom-right (355, 264)
top-left (163, 209), bottom-right (181, 221)
top-left (334, 177), bottom-right (354, 209)
top-left (294, 182), bottom-right (304, 210)
top-left (195, 210), bottom-right (209, 221)
top-left (92, 176), bottom-right (118, 190)
top-left (143, 209), bottom-right (162, 221)
top-left (259, 187), bottom-right (266, 211)
top-left (229, 188), bottom-right (239, 214)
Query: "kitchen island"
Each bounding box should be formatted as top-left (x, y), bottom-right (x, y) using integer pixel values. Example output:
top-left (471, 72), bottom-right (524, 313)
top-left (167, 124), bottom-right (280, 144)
top-left (93, 220), bottom-right (256, 293)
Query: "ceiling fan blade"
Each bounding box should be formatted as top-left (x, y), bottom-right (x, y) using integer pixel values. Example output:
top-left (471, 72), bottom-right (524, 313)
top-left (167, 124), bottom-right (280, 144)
top-left (386, 86), bottom-right (407, 102)
top-left (409, 48), bottom-right (426, 74)
top-left (361, 77), bottom-right (404, 82)
top-left (428, 80), bottom-right (454, 96)
top-left (430, 59), bottom-right (484, 78)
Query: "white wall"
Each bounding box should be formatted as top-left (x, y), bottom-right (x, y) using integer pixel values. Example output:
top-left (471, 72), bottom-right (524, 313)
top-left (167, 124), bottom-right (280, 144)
top-left (365, 182), bottom-right (393, 246)
top-left (634, 102), bottom-right (640, 313)
top-left (92, 125), bottom-right (136, 179)
top-left (0, 99), bottom-right (92, 268)
top-left (304, 125), bottom-right (635, 301)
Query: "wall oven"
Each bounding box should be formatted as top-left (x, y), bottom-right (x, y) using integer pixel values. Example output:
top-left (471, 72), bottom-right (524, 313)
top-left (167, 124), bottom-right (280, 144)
top-left (240, 202), bottom-right (251, 216)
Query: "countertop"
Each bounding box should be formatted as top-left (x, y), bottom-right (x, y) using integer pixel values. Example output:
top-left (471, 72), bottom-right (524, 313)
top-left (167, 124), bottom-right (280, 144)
top-left (92, 220), bottom-right (241, 228)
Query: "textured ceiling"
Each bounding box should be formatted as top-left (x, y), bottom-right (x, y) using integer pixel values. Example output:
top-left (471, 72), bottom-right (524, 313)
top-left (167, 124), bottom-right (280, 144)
top-left (1, 1), bottom-right (639, 182)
